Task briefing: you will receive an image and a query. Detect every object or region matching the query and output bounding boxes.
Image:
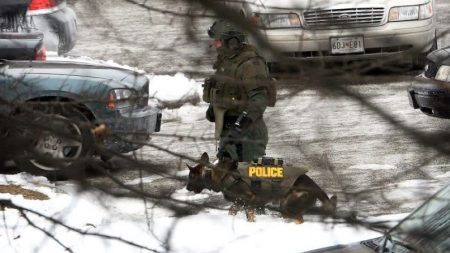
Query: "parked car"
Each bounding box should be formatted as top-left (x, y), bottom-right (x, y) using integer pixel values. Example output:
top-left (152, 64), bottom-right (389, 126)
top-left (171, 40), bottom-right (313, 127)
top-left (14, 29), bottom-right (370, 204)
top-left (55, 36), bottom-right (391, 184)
top-left (408, 46), bottom-right (450, 118)
top-left (0, 0), bottom-right (46, 61)
top-left (224, 0), bottom-right (437, 69)
top-left (0, 59), bottom-right (162, 177)
top-left (305, 184), bottom-right (449, 253)
top-left (26, 0), bottom-right (77, 54)
top-left (0, 1), bottom-right (161, 178)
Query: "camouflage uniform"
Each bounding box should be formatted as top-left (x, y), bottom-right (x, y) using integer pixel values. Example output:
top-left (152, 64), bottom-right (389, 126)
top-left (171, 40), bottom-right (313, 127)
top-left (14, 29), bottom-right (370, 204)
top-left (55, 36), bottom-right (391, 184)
top-left (204, 20), bottom-right (270, 162)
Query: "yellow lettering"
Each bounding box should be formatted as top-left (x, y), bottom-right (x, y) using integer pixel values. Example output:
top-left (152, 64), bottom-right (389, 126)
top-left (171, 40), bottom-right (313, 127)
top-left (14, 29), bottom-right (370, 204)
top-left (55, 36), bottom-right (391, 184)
top-left (249, 167), bottom-right (256, 177)
top-left (257, 167), bottom-right (263, 177)
top-left (269, 167), bottom-right (276, 177)
top-left (248, 166), bottom-right (284, 178)
top-left (278, 168), bottom-right (283, 178)
top-left (263, 167), bottom-right (268, 177)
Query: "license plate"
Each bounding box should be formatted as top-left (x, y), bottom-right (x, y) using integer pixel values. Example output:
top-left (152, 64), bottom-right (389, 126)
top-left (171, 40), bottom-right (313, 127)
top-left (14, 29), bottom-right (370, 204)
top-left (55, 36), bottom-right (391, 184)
top-left (331, 36), bottom-right (364, 54)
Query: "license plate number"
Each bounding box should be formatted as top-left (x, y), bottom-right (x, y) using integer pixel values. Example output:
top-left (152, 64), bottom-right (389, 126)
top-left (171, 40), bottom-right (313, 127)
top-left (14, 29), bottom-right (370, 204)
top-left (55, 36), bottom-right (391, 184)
top-left (331, 36), bottom-right (364, 54)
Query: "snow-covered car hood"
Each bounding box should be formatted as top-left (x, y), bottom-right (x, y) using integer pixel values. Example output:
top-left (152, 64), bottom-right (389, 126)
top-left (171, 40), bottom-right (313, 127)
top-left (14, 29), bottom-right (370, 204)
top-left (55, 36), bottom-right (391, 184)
top-left (250, 0), bottom-right (431, 10)
top-left (1, 59), bottom-right (148, 89)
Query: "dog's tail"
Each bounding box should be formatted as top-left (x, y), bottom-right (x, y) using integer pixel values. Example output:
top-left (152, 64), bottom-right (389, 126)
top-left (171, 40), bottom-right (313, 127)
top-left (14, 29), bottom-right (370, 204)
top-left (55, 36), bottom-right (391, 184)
top-left (322, 195), bottom-right (337, 214)
top-left (299, 175), bottom-right (337, 214)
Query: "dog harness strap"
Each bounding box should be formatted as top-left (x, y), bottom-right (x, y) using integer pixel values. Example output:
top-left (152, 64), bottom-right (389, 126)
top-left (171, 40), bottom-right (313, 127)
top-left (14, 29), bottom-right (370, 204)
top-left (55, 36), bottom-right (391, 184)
top-left (221, 174), bottom-right (238, 190)
top-left (221, 168), bottom-right (246, 190)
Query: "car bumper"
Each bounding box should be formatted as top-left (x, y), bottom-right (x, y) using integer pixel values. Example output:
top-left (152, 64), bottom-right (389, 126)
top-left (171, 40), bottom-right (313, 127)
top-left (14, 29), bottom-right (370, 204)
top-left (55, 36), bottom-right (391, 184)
top-left (100, 106), bottom-right (162, 153)
top-left (28, 7), bottom-right (77, 54)
top-left (258, 19), bottom-right (436, 63)
top-left (408, 80), bottom-right (450, 119)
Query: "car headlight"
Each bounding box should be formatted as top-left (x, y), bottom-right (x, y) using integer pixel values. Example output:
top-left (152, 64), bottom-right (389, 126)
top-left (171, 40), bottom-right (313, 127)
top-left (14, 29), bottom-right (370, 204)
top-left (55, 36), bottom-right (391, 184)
top-left (435, 66), bottom-right (450, 82)
top-left (419, 1), bottom-right (433, 19)
top-left (389, 1), bottom-right (433, 22)
top-left (107, 88), bottom-right (137, 109)
top-left (252, 13), bottom-right (301, 29)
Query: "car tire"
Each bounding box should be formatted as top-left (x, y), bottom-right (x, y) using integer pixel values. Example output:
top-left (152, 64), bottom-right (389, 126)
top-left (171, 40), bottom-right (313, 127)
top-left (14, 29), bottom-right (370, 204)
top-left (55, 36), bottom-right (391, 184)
top-left (13, 105), bottom-right (94, 180)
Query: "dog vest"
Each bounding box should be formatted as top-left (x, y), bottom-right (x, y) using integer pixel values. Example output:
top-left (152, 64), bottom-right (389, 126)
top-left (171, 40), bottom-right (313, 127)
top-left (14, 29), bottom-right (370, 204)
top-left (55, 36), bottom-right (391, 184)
top-left (221, 160), bottom-right (309, 199)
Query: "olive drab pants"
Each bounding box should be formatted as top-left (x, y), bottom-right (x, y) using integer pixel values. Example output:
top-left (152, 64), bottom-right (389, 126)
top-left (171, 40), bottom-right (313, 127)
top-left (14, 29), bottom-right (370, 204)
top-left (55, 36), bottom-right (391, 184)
top-left (218, 118), bottom-right (268, 162)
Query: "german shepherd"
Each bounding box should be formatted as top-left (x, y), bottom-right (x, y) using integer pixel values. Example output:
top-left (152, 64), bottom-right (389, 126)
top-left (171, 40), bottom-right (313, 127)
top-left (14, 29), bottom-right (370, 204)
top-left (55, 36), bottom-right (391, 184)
top-left (186, 153), bottom-right (336, 223)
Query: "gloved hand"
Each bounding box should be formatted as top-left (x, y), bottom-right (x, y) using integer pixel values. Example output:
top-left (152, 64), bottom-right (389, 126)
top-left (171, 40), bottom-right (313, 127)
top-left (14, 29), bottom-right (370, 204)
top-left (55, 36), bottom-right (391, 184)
top-left (225, 126), bottom-right (242, 143)
top-left (206, 105), bottom-right (215, 122)
top-left (224, 111), bottom-right (251, 144)
top-left (234, 111), bottom-right (252, 129)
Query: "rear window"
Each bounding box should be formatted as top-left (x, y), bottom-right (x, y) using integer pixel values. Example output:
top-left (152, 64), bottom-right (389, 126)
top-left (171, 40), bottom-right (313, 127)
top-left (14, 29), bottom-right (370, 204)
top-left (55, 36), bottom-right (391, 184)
top-left (0, 0), bottom-right (33, 32)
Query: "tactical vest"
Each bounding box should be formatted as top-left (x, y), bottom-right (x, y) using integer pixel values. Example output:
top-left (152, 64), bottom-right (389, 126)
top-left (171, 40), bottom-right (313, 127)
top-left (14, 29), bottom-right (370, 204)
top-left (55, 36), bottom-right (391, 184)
top-left (221, 158), bottom-right (309, 200)
top-left (203, 46), bottom-right (276, 112)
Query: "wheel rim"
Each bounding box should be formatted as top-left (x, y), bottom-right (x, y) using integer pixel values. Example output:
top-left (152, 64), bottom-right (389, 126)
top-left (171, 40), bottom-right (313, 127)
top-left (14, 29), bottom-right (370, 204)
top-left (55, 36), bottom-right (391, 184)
top-left (30, 115), bottom-right (84, 171)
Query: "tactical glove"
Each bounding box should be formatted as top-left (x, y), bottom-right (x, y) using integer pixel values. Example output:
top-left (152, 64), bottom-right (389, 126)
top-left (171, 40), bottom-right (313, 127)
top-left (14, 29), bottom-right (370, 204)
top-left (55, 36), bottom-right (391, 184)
top-left (234, 111), bottom-right (252, 129)
top-left (202, 77), bottom-right (216, 103)
top-left (224, 111), bottom-right (251, 144)
top-left (206, 105), bottom-right (215, 122)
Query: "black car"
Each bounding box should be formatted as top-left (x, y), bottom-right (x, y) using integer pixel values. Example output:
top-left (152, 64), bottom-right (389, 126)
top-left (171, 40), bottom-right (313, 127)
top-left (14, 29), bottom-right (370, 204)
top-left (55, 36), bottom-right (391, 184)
top-left (26, 0), bottom-right (77, 54)
top-left (305, 184), bottom-right (449, 253)
top-left (1, 0), bottom-right (77, 56)
top-left (1, 0), bottom-right (46, 61)
top-left (408, 46), bottom-right (450, 119)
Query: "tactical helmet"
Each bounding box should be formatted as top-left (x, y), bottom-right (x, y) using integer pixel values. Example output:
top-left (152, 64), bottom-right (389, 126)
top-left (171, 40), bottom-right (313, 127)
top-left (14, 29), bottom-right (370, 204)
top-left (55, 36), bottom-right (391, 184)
top-left (208, 20), bottom-right (247, 46)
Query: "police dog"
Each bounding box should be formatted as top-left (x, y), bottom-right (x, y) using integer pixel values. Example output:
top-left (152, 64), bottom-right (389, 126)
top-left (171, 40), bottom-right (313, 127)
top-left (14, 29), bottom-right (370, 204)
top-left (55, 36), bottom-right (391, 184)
top-left (186, 153), bottom-right (336, 223)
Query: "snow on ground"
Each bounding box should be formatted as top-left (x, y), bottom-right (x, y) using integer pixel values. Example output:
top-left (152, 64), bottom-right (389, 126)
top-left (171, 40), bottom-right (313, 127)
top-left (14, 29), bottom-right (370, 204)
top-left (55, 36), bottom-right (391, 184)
top-left (348, 164), bottom-right (397, 170)
top-left (0, 63), bottom-right (445, 252)
top-left (148, 73), bottom-right (201, 102)
top-left (1, 173), bottom-right (386, 253)
top-left (146, 72), bottom-right (206, 123)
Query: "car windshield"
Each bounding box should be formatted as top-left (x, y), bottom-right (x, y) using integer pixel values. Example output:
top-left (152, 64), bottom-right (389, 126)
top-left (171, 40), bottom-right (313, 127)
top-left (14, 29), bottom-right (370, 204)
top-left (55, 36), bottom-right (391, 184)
top-left (387, 184), bottom-right (450, 253)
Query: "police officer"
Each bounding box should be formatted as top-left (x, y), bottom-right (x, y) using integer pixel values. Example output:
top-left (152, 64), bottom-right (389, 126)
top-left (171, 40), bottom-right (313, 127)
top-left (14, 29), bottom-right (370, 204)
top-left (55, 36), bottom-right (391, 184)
top-left (203, 19), bottom-right (274, 162)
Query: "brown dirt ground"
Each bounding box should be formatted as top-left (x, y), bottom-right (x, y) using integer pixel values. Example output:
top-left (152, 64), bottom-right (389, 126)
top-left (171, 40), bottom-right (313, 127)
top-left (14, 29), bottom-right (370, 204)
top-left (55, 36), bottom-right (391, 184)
top-left (0, 185), bottom-right (49, 201)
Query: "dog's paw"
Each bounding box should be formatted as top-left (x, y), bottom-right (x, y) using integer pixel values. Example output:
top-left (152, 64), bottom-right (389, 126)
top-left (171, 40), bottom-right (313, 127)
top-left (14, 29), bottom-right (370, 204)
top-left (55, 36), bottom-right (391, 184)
top-left (245, 208), bottom-right (256, 222)
top-left (294, 215), bottom-right (304, 224)
top-left (228, 204), bottom-right (240, 216)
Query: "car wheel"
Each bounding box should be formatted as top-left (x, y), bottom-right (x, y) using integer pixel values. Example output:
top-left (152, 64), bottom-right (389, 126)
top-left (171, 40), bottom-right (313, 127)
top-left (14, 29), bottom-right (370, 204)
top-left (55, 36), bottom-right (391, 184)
top-left (14, 105), bottom-right (94, 179)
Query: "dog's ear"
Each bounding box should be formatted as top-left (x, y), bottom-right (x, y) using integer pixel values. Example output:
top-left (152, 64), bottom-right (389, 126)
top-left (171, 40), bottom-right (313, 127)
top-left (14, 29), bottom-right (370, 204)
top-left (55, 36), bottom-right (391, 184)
top-left (200, 152), bottom-right (209, 164)
top-left (187, 164), bottom-right (195, 171)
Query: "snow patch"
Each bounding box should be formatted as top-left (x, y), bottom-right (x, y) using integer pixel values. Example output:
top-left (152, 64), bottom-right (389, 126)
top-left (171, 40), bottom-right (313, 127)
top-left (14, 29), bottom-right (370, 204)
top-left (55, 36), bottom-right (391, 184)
top-left (47, 55), bottom-right (145, 73)
top-left (0, 173), bottom-right (383, 253)
top-left (435, 171), bottom-right (450, 178)
top-left (171, 187), bottom-right (221, 202)
top-left (383, 180), bottom-right (440, 209)
top-left (125, 175), bottom-right (163, 185)
top-left (147, 73), bottom-right (201, 102)
top-left (349, 164), bottom-right (397, 170)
